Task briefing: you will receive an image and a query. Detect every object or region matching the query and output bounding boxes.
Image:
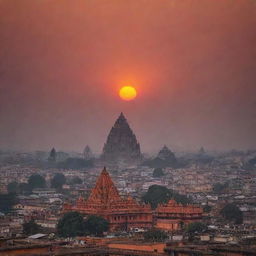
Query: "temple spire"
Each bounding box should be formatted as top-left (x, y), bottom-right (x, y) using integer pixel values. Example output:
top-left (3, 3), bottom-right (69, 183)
top-left (119, 112), bottom-right (125, 119)
top-left (87, 167), bottom-right (121, 204)
top-left (83, 145), bottom-right (93, 160)
top-left (101, 113), bottom-right (142, 164)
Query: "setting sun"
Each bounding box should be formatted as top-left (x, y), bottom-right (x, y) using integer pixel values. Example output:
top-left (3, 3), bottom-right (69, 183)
top-left (119, 86), bottom-right (137, 101)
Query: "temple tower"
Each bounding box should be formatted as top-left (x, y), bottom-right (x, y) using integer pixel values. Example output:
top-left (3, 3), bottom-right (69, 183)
top-left (83, 145), bottom-right (93, 160)
top-left (87, 167), bottom-right (121, 205)
top-left (101, 113), bottom-right (142, 164)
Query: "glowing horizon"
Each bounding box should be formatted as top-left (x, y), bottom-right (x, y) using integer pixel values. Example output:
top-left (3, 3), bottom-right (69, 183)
top-left (0, 1), bottom-right (255, 152)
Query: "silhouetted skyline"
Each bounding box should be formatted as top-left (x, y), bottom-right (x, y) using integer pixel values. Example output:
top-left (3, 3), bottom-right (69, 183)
top-left (0, 0), bottom-right (255, 153)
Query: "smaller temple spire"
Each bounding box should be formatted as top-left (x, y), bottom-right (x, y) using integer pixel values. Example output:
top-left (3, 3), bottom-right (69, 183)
top-left (102, 166), bottom-right (108, 174)
top-left (83, 145), bottom-right (93, 160)
top-left (120, 112), bottom-right (125, 118)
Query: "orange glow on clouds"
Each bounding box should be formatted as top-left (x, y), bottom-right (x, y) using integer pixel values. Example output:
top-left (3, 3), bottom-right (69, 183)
top-left (119, 86), bottom-right (137, 101)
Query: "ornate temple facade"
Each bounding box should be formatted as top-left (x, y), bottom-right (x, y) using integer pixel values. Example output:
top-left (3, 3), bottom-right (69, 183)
top-left (101, 113), bottom-right (142, 165)
top-left (63, 168), bottom-right (203, 231)
top-left (155, 200), bottom-right (203, 230)
top-left (63, 168), bottom-right (152, 231)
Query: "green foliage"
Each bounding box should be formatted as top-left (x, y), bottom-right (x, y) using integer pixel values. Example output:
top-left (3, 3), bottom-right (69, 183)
top-left (142, 185), bottom-right (172, 209)
top-left (58, 158), bottom-right (94, 169)
top-left (28, 174), bottom-right (46, 190)
top-left (7, 182), bottom-right (19, 194)
top-left (57, 212), bottom-right (109, 238)
top-left (8, 182), bottom-right (32, 195)
top-left (143, 228), bottom-right (168, 242)
top-left (0, 193), bottom-right (17, 213)
top-left (57, 212), bottom-right (87, 238)
top-left (213, 182), bottom-right (228, 194)
top-left (186, 222), bottom-right (207, 234)
top-left (23, 219), bottom-right (41, 235)
top-left (203, 205), bottom-right (212, 213)
top-left (84, 215), bottom-right (109, 236)
top-left (248, 157), bottom-right (256, 166)
top-left (142, 185), bottom-right (192, 209)
top-left (143, 157), bottom-right (177, 168)
top-left (70, 176), bottom-right (83, 185)
top-left (220, 203), bottom-right (243, 224)
top-left (153, 168), bottom-right (164, 178)
top-left (173, 193), bottom-right (192, 205)
top-left (51, 173), bottom-right (66, 189)
top-left (229, 179), bottom-right (243, 190)
top-left (19, 183), bottom-right (32, 195)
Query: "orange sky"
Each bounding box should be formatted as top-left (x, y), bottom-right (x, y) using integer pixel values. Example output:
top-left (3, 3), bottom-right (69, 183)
top-left (0, 0), bottom-right (256, 153)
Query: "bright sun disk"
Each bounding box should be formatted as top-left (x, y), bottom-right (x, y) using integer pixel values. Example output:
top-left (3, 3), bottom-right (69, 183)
top-left (119, 86), bottom-right (137, 101)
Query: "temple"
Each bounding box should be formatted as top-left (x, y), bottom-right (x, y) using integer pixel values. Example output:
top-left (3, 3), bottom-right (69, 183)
top-left (155, 200), bottom-right (203, 230)
top-left (63, 168), bottom-right (203, 231)
top-left (101, 113), bottom-right (142, 165)
top-left (83, 145), bottom-right (93, 160)
top-left (63, 168), bottom-right (152, 231)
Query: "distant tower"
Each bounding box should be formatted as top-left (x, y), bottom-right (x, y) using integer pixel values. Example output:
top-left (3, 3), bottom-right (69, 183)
top-left (157, 145), bottom-right (176, 161)
top-left (48, 147), bottom-right (56, 162)
top-left (83, 145), bottom-right (93, 160)
top-left (198, 147), bottom-right (206, 155)
top-left (101, 113), bottom-right (142, 164)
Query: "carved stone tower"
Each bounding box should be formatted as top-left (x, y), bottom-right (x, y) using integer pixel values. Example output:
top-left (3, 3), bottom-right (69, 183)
top-left (101, 113), bottom-right (142, 164)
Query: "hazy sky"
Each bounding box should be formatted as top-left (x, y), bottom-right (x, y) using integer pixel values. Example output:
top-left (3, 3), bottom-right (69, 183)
top-left (0, 0), bottom-right (256, 154)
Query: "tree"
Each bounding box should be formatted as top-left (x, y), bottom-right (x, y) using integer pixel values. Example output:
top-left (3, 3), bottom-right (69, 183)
top-left (7, 182), bottom-right (19, 194)
top-left (153, 168), bottom-right (164, 178)
top-left (213, 182), bottom-right (228, 194)
top-left (248, 157), bottom-right (256, 166)
top-left (48, 147), bottom-right (56, 162)
top-left (203, 205), bottom-right (212, 213)
top-left (142, 185), bottom-right (192, 209)
top-left (58, 158), bottom-right (94, 169)
top-left (28, 174), bottom-right (46, 190)
top-left (143, 228), bottom-right (168, 242)
top-left (186, 222), bottom-right (207, 234)
top-left (0, 193), bottom-right (17, 213)
top-left (70, 176), bottom-right (83, 185)
top-left (173, 193), bottom-right (192, 205)
top-left (23, 219), bottom-right (41, 235)
top-left (19, 183), bottom-right (32, 195)
top-left (220, 203), bottom-right (243, 224)
top-left (57, 211), bottom-right (87, 238)
top-left (51, 173), bottom-right (66, 190)
top-left (142, 185), bottom-right (172, 209)
top-left (84, 215), bottom-right (109, 236)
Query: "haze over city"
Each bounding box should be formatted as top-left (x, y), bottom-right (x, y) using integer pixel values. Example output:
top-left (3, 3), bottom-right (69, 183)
top-left (1, 0), bottom-right (256, 153)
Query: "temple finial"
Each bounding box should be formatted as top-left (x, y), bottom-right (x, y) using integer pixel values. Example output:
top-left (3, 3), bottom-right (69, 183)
top-left (119, 112), bottom-right (125, 119)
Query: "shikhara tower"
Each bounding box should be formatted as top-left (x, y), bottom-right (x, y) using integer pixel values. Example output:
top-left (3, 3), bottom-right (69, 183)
top-left (63, 167), bottom-right (203, 231)
top-left (101, 112), bottom-right (142, 164)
